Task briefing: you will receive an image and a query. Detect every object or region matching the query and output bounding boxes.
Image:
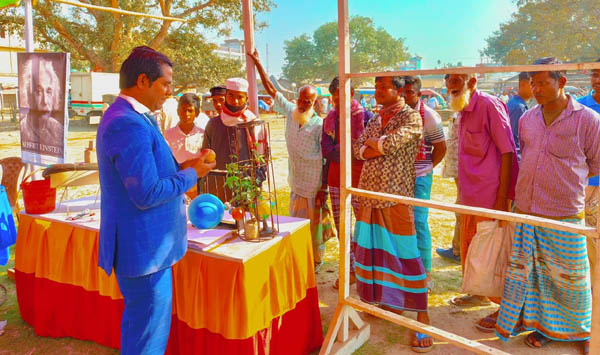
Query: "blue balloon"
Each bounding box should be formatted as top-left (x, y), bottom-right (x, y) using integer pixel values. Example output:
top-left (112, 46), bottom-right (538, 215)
top-left (188, 193), bottom-right (225, 229)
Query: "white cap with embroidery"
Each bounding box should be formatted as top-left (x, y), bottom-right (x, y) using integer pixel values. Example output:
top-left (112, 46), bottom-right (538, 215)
top-left (225, 78), bottom-right (249, 93)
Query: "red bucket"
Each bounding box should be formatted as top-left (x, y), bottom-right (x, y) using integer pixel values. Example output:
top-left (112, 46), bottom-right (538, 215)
top-left (21, 176), bottom-right (56, 214)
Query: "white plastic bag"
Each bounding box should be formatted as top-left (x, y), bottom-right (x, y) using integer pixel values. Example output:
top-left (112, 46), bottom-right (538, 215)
top-left (461, 220), bottom-right (514, 298)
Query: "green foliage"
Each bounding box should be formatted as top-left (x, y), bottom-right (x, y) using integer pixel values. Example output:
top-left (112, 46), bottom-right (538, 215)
top-left (225, 156), bottom-right (261, 213)
top-left (161, 26), bottom-right (245, 93)
top-left (0, 0), bottom-right (273, 89)
top-left (0, 0), bottom-right (19, 9)
top-left (282, 16), bottom-right (410, 85)
top-left (482, 0), bottom-right (600, 64)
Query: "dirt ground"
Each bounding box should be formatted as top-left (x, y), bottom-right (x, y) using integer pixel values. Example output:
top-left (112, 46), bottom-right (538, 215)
top-left (0, 115), bottom-right (587, 354)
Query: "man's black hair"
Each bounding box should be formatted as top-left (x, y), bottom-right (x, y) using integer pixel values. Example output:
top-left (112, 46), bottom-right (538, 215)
top-left (328, 76), bottom-right (355, 95)
top-left (119, 46), bottom-right (173, 89)
top-left (178, 93), bottom-right (201, 115)
top-left (518, 72), bottom-right (531, 82)
top-left (209, 85), bottom-right (226, 97)
top-left (374, 76), bottom-right (404, 89)
top-left (530, 57), bottom-right (566, 81)
top-left (402, 76), bottom-right (422, 92)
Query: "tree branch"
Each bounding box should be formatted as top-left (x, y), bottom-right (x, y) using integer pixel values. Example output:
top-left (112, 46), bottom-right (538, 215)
top-left (76, 0), bottom-right (102, 24)
top-left (36, 4), bottom-right (109, 70)
top-left (174, 0), bottom-right (215, 18)
top-left (38, 30), bottom-right (86, 60)
top-left (109, 0), bottom-right (123, 71)
top-left (148, 0), bottom-right (175, 49)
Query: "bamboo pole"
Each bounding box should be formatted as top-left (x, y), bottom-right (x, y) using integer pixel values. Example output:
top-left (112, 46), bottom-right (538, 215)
top-left (345, 298), bottom-right (510, 355)
top-left (346, 62), bottom-right (600, 78)
top-left (49, 0), bottom-right (187, 22)
top-left (337, 0), bottom-right (351, 303)
top-left (349, 187), bottom-right (597, 237)
top-left (24, 0), bottom-right (33, 51)
top-left (242, 0), bottom-right (259, 115)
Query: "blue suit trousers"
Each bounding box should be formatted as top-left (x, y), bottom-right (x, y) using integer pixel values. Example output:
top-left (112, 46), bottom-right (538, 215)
top-left (116, 267), bottom-right (173, 355)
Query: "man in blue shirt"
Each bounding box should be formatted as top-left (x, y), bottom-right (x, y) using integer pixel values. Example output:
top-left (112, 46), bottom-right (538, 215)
top-left (577, 58), bottom-right (600, 296)
top-left (97, 47), bottom-right (215, 354)
top-left (577, 59), bottom-right (600, 224)
top-left (506, 72), bottom-right (532, 161)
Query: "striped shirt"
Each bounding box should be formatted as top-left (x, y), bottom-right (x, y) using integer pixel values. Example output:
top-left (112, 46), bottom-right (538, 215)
top-left (274, 92), bottom-right (324, 199)
top-left (515, 96), bottom-right (600, 217)
top-left (414, 100), bottom-right (445, 177)
top-left (442, 113), bottom-right (459, 179)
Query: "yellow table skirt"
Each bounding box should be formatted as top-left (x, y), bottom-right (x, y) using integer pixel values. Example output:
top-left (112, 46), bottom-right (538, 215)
top-left (15, 214), bottom-right (317, 339)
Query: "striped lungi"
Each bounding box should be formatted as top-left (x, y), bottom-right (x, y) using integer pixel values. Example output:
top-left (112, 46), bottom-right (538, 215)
top-left (289, 192), bottom-right (336, 265)
top-left (495, 219), bottom-right (592, 342)
top-left (354, 203), bottom-right (428, 312)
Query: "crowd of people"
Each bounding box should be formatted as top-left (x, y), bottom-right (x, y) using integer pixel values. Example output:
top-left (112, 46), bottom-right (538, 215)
top-left (96, 46), bottom-right (599, 354)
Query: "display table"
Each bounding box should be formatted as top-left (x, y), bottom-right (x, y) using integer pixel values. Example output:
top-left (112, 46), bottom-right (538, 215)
top-left (15, 197), bottom-right (323, 354)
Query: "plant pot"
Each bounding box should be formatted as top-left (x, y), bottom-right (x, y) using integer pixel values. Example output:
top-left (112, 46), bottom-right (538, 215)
top-left (243, 218), bottom-right (259, 240)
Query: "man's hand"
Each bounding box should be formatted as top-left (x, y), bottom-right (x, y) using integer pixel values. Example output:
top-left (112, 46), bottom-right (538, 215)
top-left (182, 150), bottom-right (216, 178)
top-left (247, 48), bottom-right (260, 64)
top-left (493, 194), bottom-right (509, 227)
top-left (365, 137), bottom-right (380, 149)
top-left (247, 48), bottom-right (277, 98)
top-left (493, 194), bottom-right (508, 211)
top-left (362, 146), bottom-right (383, 159)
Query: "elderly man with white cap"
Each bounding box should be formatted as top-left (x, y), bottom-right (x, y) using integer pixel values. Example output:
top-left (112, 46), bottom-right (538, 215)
top-left (249, 49), bottom-right (335, 271)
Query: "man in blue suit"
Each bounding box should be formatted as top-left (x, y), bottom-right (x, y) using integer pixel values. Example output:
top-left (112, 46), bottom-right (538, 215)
top-left (96, 46), bottom-right (215, 354)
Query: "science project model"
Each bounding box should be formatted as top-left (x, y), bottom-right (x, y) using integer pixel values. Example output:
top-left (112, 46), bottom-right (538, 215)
top-left (188, 120), bottom-right (278, 241)
top-left (225, 120), bottom-right (278, 240)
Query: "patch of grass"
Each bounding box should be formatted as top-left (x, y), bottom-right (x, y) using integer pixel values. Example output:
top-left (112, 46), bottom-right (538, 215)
top-left (383, 325), bottom-right (407, 345)
top-left (353, 340), bottom-right (387, 355)
top-left (274, 186), bottom-right (290, 217)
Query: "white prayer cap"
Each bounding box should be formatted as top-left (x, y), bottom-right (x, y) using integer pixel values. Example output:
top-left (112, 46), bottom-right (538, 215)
top-left (226, 78), bottom-right (249, 93)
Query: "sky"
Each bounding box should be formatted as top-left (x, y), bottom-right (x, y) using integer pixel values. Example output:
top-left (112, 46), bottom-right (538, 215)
top-left (208, 0), bottom-right (518, 78)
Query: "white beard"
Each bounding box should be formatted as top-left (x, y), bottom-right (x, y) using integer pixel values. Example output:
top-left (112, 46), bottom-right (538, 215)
top-left (292, 107), bottom-right (314, 125)
top-left (449, 86), bottom-right (472, 112)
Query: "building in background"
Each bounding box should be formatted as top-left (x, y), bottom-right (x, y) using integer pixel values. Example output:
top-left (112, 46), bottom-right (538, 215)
top-left (214, 39), bottom-right (245, 61)
top-left (398, 56), bottom-right (423, 71)
top-left (0, 28), bottom-right (26, 120)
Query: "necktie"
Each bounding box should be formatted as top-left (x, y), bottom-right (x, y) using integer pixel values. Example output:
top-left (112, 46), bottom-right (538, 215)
top-left (143, 112), bottom-right (160, 131)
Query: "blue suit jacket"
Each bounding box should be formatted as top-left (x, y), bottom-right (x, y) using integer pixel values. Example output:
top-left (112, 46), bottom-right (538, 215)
top-left (96, 97), bottom-right (197, 277)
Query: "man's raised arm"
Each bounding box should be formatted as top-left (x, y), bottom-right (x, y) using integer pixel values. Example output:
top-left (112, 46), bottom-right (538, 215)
top-left (248, 49), bottom-right (277, 98)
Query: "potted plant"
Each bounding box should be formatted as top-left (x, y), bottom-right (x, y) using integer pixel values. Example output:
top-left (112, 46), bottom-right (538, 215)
top-left (225, 159), bottom-right (262, 240)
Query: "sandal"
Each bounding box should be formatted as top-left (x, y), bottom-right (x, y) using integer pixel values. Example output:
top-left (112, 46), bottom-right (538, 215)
top-left (332, 272), bottom-right (356, 290)
top-left (474, 313), bottom-right (497, 333)
top-left (411, 332), bottom-right (433, 353)
top-left (314, 262), bottom-right (323, 274)
top-left (582, 339), bottom-right (589, 355)
top-left (427, 279), bottom-right (434, 294)
top-left (524, 332), bottom-right (552, 348)
top-left (449, 295), bottom-right (491, 307)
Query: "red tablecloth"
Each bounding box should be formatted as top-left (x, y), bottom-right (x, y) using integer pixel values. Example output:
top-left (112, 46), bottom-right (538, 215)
top-left (15, 207), bottom-right (323, 354)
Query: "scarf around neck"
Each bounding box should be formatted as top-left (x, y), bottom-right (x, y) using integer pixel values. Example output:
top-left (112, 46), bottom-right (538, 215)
top-left (324, 99), bottom-right (365, 139)
top-left (379, 99), bottom-right (405, 123)
top-left (220, 104), bottom-right (257, 127)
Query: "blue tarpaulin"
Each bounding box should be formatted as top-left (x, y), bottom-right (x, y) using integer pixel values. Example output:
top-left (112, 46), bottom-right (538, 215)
top-left (0, 186), bottom-right (16, 265)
